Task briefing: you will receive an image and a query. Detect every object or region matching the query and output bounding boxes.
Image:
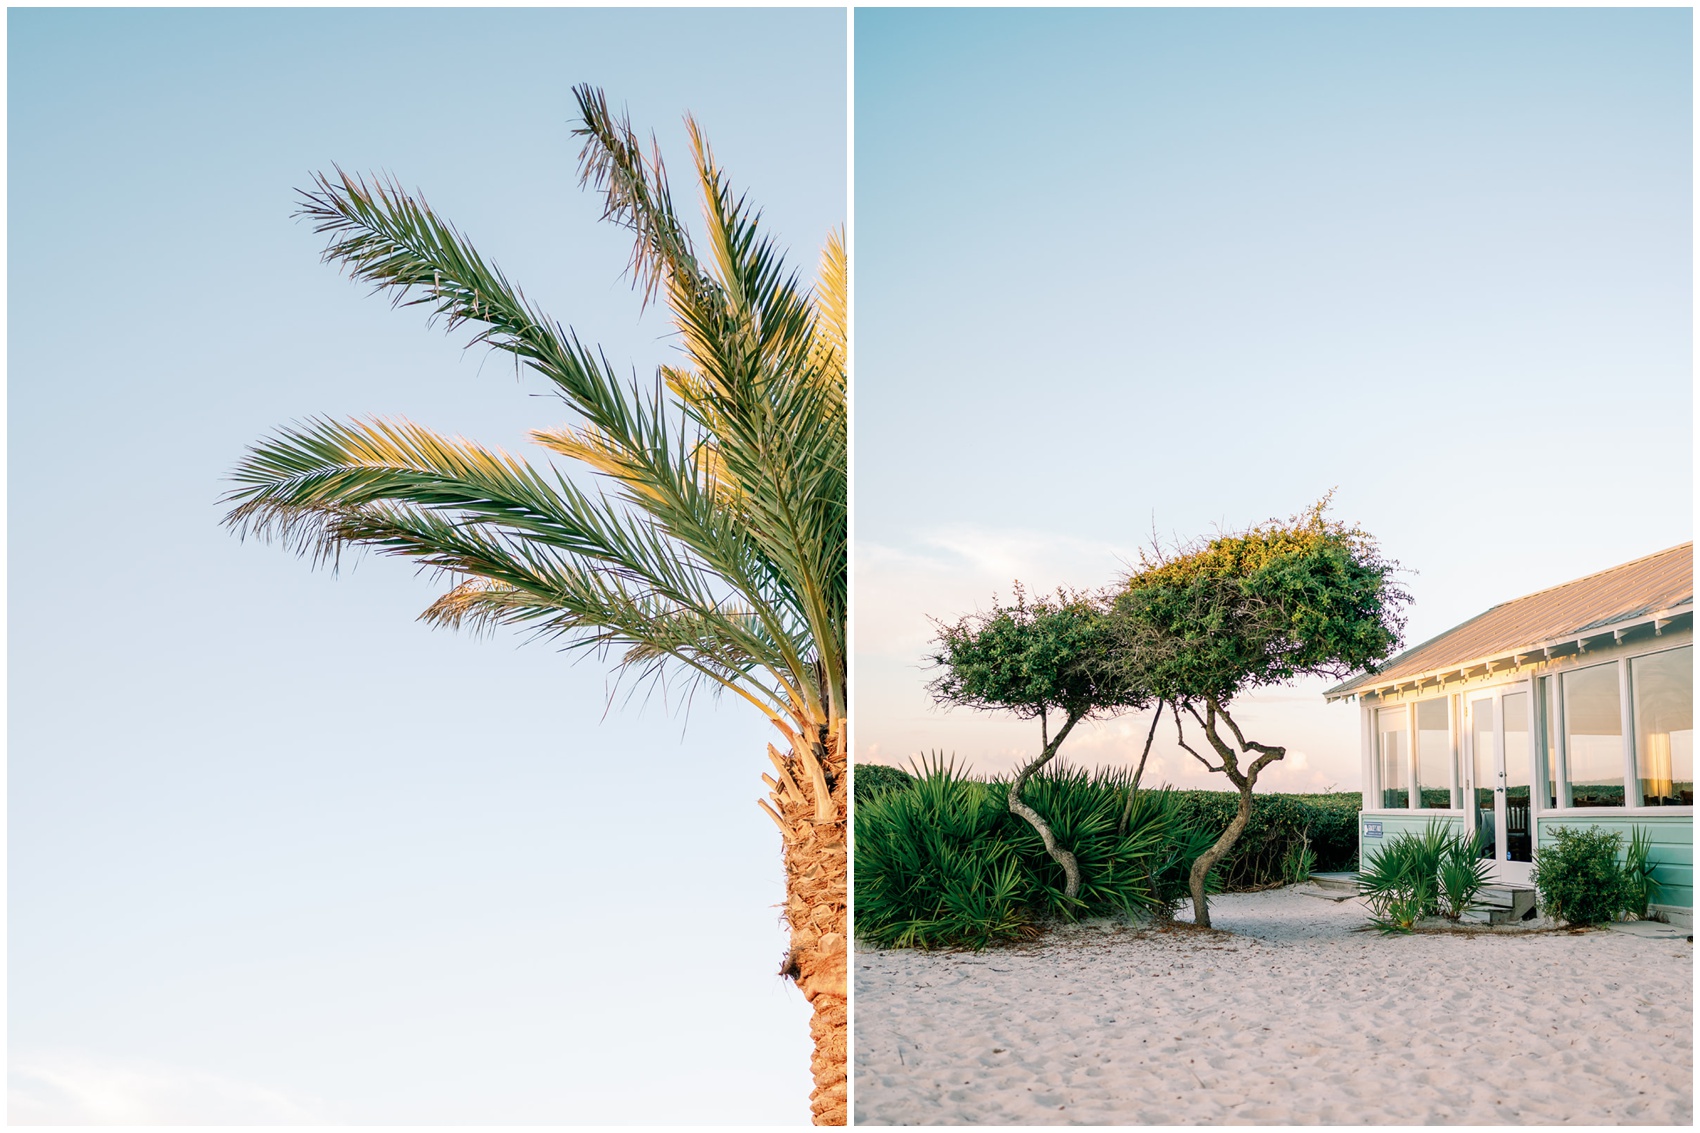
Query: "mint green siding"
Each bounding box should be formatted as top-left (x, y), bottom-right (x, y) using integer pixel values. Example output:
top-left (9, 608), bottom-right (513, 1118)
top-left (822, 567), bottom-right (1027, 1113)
top-left (1359, 812), bottom-right (1466, 864)
top-left (1360, 812), bottom-right (1693, 910)
top-left (1534, 814), bottom-right (1694, 910)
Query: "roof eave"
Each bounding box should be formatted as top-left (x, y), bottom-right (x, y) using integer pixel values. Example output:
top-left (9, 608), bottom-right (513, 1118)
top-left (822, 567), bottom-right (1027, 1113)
top-left (1322, 603), bottom-right (1694, 703)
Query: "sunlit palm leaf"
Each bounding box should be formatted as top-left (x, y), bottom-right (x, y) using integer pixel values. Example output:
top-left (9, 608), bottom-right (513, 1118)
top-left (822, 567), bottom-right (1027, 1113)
top-left (225, 84), bottom-right (845, 740)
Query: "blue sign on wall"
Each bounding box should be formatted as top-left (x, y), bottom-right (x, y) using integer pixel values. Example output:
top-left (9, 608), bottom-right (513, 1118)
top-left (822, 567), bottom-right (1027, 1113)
top-left (1364, 820), bottom-right (1383, 839)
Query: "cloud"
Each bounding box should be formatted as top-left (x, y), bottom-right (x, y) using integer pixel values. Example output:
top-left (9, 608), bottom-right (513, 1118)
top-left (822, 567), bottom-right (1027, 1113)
top-left (10, 1052), bottom-right (327, 1124)
top-left (854, 525), bottom-right (1137, 664)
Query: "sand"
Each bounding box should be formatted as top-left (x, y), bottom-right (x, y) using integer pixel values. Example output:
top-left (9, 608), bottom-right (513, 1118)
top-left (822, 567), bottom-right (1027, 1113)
top-left (853, 886), bottom-right (1692, 1125)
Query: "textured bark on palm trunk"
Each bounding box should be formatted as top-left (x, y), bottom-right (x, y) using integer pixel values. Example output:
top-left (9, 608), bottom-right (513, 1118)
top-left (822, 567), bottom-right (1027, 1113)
top-left (761, 726), bottom-right (847, 1125)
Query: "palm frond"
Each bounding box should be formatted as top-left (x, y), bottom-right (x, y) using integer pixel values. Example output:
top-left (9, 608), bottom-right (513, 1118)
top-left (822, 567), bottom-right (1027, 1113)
top-left (234, 87), bottom-right (845, 739)
top-left (571, 84), bottom-right (703, 309)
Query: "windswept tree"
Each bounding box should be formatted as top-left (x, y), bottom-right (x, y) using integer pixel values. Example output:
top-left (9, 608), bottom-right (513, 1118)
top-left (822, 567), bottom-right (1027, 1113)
top-left (1111, 499), bottom-right (1408, 927)
top-left (929, 585), bottom-right (1148, 898)
top-left (222, 87), bottom-right (847, 1124)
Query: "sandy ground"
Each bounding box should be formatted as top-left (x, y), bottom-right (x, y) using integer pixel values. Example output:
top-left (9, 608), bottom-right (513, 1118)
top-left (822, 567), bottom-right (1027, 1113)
top-left (853, 886), bottom-right (1692, 1125)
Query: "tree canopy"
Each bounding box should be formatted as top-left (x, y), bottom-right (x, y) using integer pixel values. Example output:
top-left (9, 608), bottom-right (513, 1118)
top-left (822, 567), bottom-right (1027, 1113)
top-left (928, 585), bottom-right (1150, 899)
top-left (929, 584), bottom-right (1145, 724)
top-left (1110, 498), bottom-right (1408, 926)
top-left (1112, 499), bottom-right (1407, 704)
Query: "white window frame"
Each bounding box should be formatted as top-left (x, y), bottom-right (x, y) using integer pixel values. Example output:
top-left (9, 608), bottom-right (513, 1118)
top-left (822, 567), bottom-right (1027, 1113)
top-left (1413, 693), bottom-right (1462, 813)
top-left (1549, 640), bottom-right (1694, 817)
top-left (1362, 693), bottom-right (1466, 815)
top-left (1624, 642), bottom-right (1694, 812)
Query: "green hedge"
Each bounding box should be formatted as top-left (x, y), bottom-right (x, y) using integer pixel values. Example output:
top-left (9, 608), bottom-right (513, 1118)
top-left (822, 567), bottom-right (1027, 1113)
top-left (1166, 789), bottom-right (1362, 889)
top-left (852, 761), bottom-right (916, 804)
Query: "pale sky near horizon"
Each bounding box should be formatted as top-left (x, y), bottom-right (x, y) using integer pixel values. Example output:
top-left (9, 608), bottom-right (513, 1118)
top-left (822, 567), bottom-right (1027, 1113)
top-left (854, 8), bottom-right (1693, 792)
top-left (9, 8), bottom-right (843, 1123)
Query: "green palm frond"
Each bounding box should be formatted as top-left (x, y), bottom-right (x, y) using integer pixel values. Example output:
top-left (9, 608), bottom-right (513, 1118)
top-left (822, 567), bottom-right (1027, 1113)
top-left (226, 88), bottom-right (844, 738)
top-left (226, 416), bottom-right (815, 722)
top-left (571, 85), bottom-right (703, 309)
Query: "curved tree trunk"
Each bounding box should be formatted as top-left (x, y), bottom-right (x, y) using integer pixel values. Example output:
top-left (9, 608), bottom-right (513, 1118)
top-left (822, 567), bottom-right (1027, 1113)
top-left (1007, 711), bottom-right (1084, 900)
top-left (1187, 783), bottom-right (1252, 929)
top-left (1180, 698), bottom-right (1286, 929)
top-left (761, 723), bottom-right (847, 1125)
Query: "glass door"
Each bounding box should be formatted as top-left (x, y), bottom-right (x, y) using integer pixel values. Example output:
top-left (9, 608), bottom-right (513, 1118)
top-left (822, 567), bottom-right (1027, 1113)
top-left (1500, 690), bottom-right (1534, 869)
top-left (1466, 695), bottom-right (1502, 862)
top-left (1464, 686), bottom-right (1536, 885)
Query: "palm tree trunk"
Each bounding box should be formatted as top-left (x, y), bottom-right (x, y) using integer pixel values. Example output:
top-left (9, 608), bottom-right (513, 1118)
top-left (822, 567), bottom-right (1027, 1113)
top-left (763, 726), bottom-right (847, 1125)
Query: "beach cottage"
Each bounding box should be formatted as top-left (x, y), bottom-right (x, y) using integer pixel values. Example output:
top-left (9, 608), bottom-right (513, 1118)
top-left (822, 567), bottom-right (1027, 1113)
top-left (1326, 543), bottom-right (1693, 925)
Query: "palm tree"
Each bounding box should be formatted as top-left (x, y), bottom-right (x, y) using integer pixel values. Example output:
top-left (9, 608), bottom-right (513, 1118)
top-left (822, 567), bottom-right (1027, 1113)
top-left (222, 86), bottom-right (847, 1125)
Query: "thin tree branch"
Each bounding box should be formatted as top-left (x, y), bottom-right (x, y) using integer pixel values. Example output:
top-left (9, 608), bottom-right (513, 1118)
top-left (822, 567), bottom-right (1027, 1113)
top-left (1173, 704), bottom-right (1223, 774)
top-left (1118, 700), bottom-right (1166, 837)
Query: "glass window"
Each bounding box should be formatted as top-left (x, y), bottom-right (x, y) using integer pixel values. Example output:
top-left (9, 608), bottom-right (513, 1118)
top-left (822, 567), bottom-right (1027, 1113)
top-left (1503, 691), bottom-right (1531, 801)
top-left (1470, 697), bottom-right (1495, 854)
top-left (1540, 676), bottom-right (1558, 808)
top-left (1377, 705), bottom-right (1408, 809)
top-left (1633, 646), bottom-right (1693, 807)
top-left (1415, 698), bottom-right (1453, 808)
top-left (1564, 663), bottom-right (1624, 807)
top-left (1502, 691), bottom-right (1533, 861)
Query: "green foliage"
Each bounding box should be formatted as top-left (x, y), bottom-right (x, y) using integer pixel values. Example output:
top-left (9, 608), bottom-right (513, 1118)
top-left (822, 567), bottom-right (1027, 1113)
top-left (1166, 790), bottom-right (1361, 889)
top-left (222, 87), bottom-right (846, 741)
top-left (1623, 827), bottom-right (1659, 919)
top-left (1112, 499), bottom-right (1409, 704)
top-left (1436, 830), bottom-right (1494, 922)
top-left (853, 759), bottom-right (1212, 949)
top-left (1280, 831), bottom-right (1318, 885)
top-left (852, 757), bottom-right (1027, 950)
top-left (1369, 883), bottom-right (1433, 934)
top-left (1121, 782), bottom-right (1223, 913)
top-left (852, 762), bottom-right (916, 805)
top-left (1358, 820), bottom-right (1491, 931)
top-left (1359, 820), bottom-right (1450, 932)
top-left (1533, 825), bottom-right (1658, 926)
top-left (928, 585), bottom-right (1144, 722)
top-left (1011, 764), bottom-right (1218, 919)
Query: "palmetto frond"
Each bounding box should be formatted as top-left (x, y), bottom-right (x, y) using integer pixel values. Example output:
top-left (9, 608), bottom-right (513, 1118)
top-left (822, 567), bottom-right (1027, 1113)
top-left (225, 85), bottom-right (845, 741)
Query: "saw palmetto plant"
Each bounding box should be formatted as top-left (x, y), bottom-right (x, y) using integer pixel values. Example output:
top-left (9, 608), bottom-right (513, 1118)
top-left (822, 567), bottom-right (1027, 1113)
top-left (222, 86), bottom-right (847, 1124)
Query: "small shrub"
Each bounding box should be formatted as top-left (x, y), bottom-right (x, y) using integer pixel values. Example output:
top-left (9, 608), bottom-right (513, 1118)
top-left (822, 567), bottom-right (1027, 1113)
top-left (1359, 819), bottom-right (1450, 932)
top-left (1623, 827), bottom-right (1660, 919)
top-left (852, 755), bottom-right (1028, 949)
top-left (1359, 820), bottom-right (1492, 931)
top-left (852, 761), bottom-right (916, 805)
top-left (1532, 825), bottom-right (1648, 926)
top-left (1280, 830), bottom-right (1317, 885)
top-left (1436, 831), bottom-right (1493, 922)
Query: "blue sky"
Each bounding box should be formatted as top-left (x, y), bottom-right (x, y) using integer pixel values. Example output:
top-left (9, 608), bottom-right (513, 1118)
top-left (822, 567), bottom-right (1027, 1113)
top-left (9, 8), bottom-right (843, 1123)
top-left (854, 8), bottom-right (1692, 789)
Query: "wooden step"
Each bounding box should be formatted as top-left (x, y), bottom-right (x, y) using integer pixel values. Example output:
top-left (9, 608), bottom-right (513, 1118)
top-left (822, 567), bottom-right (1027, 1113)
top-left (1309, 871), bottom-right (1360, 894)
